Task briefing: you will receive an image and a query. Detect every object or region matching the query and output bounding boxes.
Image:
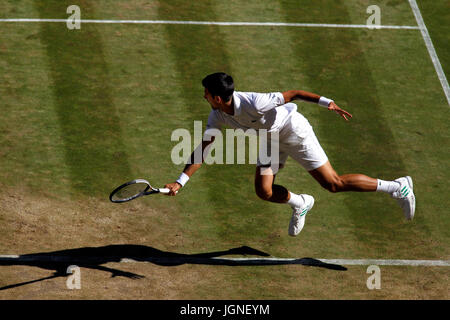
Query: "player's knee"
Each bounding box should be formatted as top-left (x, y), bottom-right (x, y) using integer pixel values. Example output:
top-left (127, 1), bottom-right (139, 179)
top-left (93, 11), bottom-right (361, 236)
top-left (255, 187), bottom-right (272, 201)
top-left (322, 177), bottom-right (344, 193)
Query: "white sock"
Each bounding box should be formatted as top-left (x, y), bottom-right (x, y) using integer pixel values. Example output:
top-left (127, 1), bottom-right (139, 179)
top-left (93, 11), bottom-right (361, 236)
top-left (376, 179), bottom-right (400, 194)
top-left (287, 192), bottom-right (305, 208)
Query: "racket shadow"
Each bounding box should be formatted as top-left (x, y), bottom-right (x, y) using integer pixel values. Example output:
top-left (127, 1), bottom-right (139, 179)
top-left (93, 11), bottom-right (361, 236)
top-left (0, 244), bottom-right (346, 290)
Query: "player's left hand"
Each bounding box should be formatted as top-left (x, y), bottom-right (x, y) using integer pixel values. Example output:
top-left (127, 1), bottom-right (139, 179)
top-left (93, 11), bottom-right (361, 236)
top-left (328, 102), bottom-right (352, 121)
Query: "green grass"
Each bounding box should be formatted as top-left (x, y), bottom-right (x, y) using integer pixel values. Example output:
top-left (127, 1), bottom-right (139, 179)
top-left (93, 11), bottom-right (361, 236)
top-left (419, 0), bottom-right (450, 77)
top-left (0, 0), bottom-right (448, 299)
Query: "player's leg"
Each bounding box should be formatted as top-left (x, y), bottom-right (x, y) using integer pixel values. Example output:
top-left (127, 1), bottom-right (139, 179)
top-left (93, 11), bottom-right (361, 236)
top-left (254, 150), bottom-right (306, 206)
top-left (309, 161), bottom-right (415, 219)
top-left (308, 161), bottom-right (378, 192)
top-left (298, 129), bottom-right (415, 219)
top-left (284, 111), bottom-right (415, 221)
top-left (254, 165), bottom-right (315, 236)
top-left (254, 166), bottom-right (288, 203)
top-left (284, 115), bottom-right (400, 194)
top-left (255, 146), bottom-right (291, 203)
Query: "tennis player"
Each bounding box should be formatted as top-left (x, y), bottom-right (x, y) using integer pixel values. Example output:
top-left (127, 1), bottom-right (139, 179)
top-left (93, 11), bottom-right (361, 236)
top-left (165, 72), bottom-right (415, 236)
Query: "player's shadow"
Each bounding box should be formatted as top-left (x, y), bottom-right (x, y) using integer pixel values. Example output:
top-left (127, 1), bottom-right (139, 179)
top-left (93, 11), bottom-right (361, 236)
top-left (0, 244), bottom-right (346, 290)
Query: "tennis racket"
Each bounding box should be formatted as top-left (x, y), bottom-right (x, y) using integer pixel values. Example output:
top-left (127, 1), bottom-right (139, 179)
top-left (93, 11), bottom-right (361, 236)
top-left (109, 179), bottom-right (171, 203)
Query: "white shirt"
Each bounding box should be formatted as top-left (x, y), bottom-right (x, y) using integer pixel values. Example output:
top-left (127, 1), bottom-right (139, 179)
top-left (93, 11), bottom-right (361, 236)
top-left (204, 91), bottom-right (298, 138)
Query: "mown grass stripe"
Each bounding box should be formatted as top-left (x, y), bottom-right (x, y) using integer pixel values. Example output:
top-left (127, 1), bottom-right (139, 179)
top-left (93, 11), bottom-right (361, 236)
top-left (155, 0), bottom-right (249, 241)
top-left (34, 0), bottom-right (132, 196)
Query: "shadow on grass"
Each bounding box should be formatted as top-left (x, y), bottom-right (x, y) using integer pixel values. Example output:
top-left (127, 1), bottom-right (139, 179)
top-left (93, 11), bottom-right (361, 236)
top-left (0, 244), bottom-right (346, 290)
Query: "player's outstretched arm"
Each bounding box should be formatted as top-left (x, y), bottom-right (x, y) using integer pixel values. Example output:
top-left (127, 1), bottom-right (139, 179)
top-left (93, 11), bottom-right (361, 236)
top-left (282, 90), bottom-right (352, 121)
top-left (165, 138), bottom-right (215, 196)
top-left (282, 90), bottom-right (321, 104)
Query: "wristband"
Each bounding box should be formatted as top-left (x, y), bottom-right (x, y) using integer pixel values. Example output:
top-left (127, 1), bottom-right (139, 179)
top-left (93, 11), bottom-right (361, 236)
top-left (318, 96), bottom-right (334, 108)
top-left (176, 172), bottom-right (190, 187)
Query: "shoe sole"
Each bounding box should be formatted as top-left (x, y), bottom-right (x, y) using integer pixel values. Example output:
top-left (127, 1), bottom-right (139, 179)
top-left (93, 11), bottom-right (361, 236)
top-left (308, 196), bottom-right (315, 211)
top-left (405, 176), bottom-right (415, 220)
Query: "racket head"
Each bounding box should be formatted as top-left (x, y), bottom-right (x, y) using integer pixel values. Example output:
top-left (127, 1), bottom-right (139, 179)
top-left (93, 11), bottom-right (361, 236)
top-left (109, 179), bottom-right (158, 203)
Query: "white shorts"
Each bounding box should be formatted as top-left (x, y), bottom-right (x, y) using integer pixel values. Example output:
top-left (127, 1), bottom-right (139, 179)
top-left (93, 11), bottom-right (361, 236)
top-left (257, 112), bottom-right (328, 172)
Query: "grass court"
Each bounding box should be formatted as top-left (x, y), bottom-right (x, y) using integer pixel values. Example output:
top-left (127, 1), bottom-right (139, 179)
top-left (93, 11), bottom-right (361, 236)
top-left (0, 0), bottom-right (448, 299)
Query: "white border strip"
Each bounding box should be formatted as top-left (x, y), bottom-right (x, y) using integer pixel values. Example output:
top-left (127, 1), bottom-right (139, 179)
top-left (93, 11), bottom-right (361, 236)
top-left (319, 258), bottom-right (450, 266)
top-left (0, 18), bottom-right (420, 30)
top-left (409, 0), bottom-right (450, 105)
top-left (1, 255), bottom-right (448, 266)
top-left (210, 258), bottom-right (450, 266)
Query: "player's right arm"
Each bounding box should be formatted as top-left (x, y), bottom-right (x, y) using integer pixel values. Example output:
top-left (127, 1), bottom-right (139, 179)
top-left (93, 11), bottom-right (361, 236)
top-left (282, 90), bottom-right (353, 121)
top-left (164, 137), bottom-right (215, 196)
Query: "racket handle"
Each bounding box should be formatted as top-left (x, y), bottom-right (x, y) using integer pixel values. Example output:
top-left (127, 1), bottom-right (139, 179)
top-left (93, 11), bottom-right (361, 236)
top-left (158, 188), bottom-right (171, 194)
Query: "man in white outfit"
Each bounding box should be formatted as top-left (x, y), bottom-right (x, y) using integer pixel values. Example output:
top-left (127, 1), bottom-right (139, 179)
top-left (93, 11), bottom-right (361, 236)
top-left (165, 73), bottom-right (415, 236)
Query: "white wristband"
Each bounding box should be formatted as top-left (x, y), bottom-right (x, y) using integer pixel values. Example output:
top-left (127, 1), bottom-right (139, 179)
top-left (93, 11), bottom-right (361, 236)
top-left (176, 172), bottom-right (190, 187)
top-left (318, 96), bottom-right (334, 108)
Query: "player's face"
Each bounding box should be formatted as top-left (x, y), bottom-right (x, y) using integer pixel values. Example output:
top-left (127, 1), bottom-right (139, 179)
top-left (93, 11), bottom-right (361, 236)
top-left (204, 88), bottom-right (220, 110)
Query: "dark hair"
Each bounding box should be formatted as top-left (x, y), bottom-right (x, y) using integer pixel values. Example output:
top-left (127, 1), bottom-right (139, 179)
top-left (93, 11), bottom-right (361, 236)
top-left (202, 72), bottom-right (234, 102)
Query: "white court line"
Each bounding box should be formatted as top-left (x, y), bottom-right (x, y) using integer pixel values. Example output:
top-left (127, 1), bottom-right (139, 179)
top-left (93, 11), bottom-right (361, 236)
top-left (207, 258), bottom-right (450, 266)
top-left (0, 18), bottom-right (420, 30)
top-left (409, 0), bottom-right (450, 105)
top-left (1, 255), bottom-right (449, 266)
top-left (318, 259), bottom-right (450, 266)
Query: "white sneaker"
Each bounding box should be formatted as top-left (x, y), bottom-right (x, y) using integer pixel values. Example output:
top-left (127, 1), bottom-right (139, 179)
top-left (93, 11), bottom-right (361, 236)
top-left (391, 176), bottom-right (415, 220)
top-left (288, 194), bottom-right (314, 236)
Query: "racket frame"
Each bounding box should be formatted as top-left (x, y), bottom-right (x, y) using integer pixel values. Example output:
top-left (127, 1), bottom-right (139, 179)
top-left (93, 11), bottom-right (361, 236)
top-left (109, 179), bottom-right (168, 203)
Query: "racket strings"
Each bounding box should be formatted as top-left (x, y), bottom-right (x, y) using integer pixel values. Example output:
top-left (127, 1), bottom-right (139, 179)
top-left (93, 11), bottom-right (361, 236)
top-left (111, 182), bottom-right (149, 201)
